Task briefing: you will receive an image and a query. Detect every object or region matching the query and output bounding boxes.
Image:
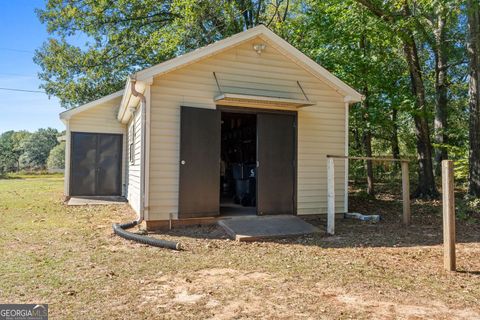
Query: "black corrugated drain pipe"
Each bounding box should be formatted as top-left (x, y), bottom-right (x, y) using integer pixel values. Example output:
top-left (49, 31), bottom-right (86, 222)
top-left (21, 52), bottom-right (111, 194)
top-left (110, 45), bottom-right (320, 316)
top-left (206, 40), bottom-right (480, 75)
top-left (112, 221), bottom-right (181, 250)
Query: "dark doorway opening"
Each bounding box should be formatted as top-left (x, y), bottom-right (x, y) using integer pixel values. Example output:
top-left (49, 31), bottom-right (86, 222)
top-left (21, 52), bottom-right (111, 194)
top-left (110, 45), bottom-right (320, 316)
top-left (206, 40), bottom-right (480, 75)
top-left (220, 112), bottom-right (257, 216)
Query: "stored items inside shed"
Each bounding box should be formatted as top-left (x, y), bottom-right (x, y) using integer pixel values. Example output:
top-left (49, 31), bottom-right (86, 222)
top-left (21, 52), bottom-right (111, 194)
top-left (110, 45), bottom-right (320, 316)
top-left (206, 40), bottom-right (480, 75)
top-left (220, 112), bottom-right (257, 215)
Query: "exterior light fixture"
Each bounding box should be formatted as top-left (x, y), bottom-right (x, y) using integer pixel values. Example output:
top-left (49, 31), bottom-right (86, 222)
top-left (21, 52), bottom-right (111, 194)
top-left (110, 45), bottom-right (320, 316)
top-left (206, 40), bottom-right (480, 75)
top-left (253, 43), bottom-right (266, 55)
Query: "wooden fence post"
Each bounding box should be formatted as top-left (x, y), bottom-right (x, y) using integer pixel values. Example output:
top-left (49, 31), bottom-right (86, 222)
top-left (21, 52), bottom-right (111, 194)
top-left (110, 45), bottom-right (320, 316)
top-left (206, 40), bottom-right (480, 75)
top-left (327, 157), bottom-right (335, 235)
top-left (442, 160), bottom-right (456, 272)
top-left (401, 161), bottom-right (411, 225)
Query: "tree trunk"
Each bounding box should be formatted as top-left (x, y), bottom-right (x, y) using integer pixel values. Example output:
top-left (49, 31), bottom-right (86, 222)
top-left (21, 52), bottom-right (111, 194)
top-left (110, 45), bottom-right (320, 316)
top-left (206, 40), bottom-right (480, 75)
top-left (391, 106), bottom-right (401, 172)
top-left (403, 37), bottom-right (438, 198)
top-left (352, 126), bottom-right (362, 152)
top-left (354, 0), bottom-right (438, 198)
top-left (467, 0), bottom-right (480, 196)
top-left (363, 131), bottom-right (374, 195)
top-left (360, 34), bottom-right (374, 195)
top-left (362, 91), bottom-right (374, 195)
top-left (433, 14), bottom-right (449, 176)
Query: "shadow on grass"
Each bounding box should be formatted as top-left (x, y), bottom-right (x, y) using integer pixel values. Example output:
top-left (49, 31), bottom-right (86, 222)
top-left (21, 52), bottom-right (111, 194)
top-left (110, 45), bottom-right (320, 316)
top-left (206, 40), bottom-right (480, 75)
top-left (0, 172), bottom-right (64, 180)
top-left (147, 224), bottom-right (230, 241)
top-left (0, 174), bottom-right (22, 180)
top-left (144, 193), bottom-right (480, 250)
top-left (457, 270), bottom-right (480, 275)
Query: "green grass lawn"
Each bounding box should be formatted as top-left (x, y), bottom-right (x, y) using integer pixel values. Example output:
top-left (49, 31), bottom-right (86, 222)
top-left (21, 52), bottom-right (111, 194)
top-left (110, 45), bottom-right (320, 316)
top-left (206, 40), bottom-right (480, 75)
top-left (1, 175), bottom-right (479, 319)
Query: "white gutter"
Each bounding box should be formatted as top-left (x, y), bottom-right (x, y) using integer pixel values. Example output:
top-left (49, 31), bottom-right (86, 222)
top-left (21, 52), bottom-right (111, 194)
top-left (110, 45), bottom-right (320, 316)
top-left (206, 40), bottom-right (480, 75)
top-left (117, 78), bottom-right (152, 124)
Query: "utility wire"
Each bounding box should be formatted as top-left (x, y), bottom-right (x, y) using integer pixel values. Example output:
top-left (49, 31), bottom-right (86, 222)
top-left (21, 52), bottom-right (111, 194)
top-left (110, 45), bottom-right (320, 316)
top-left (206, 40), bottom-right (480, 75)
top-left (0, 47), bottom-right (34, 54)
top-left (0, 72), bottom-right (35, 77)
top-left (0, 87), bottom-right (45, 94)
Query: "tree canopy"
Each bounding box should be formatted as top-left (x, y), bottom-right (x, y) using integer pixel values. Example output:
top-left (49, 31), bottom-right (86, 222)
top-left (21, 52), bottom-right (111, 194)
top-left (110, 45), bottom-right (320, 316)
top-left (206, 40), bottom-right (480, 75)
top-left (34, 0), bottom-right (480, 198)
top-left (0, 128), bottom-right (60, 173)
top-left (47, 142), bottom-right (65, 170)
top-left (0, 131), bottom-right (32, 173)
top-left (34, 0), bottom-right (291, 108)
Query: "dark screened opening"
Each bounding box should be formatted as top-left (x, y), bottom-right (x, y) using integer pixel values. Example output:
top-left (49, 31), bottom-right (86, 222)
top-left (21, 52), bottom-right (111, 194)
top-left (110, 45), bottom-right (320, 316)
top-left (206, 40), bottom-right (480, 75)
top-left (220, 112), bottom-right (257, 216)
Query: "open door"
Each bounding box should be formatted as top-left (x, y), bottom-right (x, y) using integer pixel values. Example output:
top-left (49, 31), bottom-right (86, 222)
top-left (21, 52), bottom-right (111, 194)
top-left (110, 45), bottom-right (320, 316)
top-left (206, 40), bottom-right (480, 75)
top-left (178, 106), bottom-right (221, 218)
top-left (257, 113), bottom-right (295, 215)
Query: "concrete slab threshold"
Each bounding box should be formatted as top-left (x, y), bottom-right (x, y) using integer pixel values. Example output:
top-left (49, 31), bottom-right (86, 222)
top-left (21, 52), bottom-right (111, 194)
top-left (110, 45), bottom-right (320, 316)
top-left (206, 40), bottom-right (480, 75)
top-left (218, 215), bottom-right (320, 241)
top-left (67, 196), bottom-right (127, 206)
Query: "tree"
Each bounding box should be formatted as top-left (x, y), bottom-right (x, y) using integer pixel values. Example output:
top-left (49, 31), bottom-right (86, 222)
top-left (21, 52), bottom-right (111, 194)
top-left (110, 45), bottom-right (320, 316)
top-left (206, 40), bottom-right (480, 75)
top-left (47, 142), bottom-right (65, 170)
top-left (0, 131), bottom-right (31, 173)
top-left (34, 0), bottom-right (291, 108)
top-left (408, 1), bottom-right (464, 175)
top-left (0, 131), bottom-right (16, 173)
top-left (354, 0), bottom-right (438, 198)
top-left (289, 0), bottom-right (410, 195)
top-left (467, 0), bottom-right (480, 196)
top-left (33, 0), bottom-right (474, 199)
top-left (19, 128), bottom-right (59, 170)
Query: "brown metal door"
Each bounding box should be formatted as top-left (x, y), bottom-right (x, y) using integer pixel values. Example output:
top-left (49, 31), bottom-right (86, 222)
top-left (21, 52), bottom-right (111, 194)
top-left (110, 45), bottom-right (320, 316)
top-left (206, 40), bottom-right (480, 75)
top-left (257, 113), bottom-right (295, 215)
top-left (96, 134), bottom-right (123, 196)
top-left (178, 106), bottom-right (221, 218)
top-left (70, 132), bottom-right (122, 196)
top-left (71, 132), bottom-right (97, 196)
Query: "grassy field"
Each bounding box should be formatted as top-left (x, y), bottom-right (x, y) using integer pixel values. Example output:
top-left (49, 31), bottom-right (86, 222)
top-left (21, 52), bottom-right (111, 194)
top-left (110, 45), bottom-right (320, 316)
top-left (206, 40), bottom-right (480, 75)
top-left (0, 175), bottom-right (479, 319)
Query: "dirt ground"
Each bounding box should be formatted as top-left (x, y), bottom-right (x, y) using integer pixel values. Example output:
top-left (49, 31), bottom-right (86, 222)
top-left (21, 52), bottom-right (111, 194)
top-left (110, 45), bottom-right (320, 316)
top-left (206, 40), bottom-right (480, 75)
top-left (1, 176), bottom-right (479, 319)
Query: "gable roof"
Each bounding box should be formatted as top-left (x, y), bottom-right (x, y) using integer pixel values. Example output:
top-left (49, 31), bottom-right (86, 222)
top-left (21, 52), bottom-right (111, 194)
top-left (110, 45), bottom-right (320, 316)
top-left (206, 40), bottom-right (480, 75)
top-left (59, 90), bottom-right (124, 123)
top-left (117, 25), bottom-right (363, 122)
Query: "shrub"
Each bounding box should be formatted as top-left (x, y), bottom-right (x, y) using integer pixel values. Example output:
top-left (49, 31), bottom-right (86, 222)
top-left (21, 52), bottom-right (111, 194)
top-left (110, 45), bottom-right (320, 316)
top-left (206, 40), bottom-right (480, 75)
top-left (47, 142), bottom-right (65, 169)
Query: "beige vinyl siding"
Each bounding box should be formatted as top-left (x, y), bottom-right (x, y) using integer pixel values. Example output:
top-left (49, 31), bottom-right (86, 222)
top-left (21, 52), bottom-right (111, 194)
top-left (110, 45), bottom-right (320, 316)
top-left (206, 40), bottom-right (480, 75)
top-left (66, 97), bottom-right (127, 196)
top-left (126, 105), bottom-right (142, 214)
top-left (69, 100), bottom-right (124, 134)
top-left (148, 37), bottom-right (346, 220)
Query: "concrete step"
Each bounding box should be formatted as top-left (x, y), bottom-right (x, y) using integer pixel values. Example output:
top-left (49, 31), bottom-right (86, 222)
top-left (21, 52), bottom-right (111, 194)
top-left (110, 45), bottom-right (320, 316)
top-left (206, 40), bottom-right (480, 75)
top-left (218, 215), bottom-right (320, 241)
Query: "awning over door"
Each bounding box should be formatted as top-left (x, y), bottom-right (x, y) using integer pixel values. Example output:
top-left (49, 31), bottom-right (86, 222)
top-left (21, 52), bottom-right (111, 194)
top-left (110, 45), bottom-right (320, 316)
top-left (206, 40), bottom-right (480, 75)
top-left (214, 93), bottom-right (314, 109)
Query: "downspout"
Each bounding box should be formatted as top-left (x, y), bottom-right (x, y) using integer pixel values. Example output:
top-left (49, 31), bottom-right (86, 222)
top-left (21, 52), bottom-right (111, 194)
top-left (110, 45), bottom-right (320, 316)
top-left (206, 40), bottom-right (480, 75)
top-left (130, 76), bottom-right (147, 224)
top-left (113, 76), bottom-right (181, 250)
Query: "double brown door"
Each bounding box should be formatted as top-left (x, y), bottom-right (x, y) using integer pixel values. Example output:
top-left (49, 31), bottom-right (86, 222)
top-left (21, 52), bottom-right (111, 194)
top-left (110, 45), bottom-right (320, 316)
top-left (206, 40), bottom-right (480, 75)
top-left (70, 132), bottom-right (123, 196)
top-left (178, 107), bottom-right (221, 218)
top-left (178, 106), bottom-right (295, 218)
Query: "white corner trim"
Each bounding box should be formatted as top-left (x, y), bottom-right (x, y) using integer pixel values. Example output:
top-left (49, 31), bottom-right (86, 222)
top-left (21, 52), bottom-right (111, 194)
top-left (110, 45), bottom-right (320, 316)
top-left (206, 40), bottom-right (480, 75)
top-left (64, 121), bottom-right (71, 196)
top-left (144, 85), bottom-right (151, 220)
